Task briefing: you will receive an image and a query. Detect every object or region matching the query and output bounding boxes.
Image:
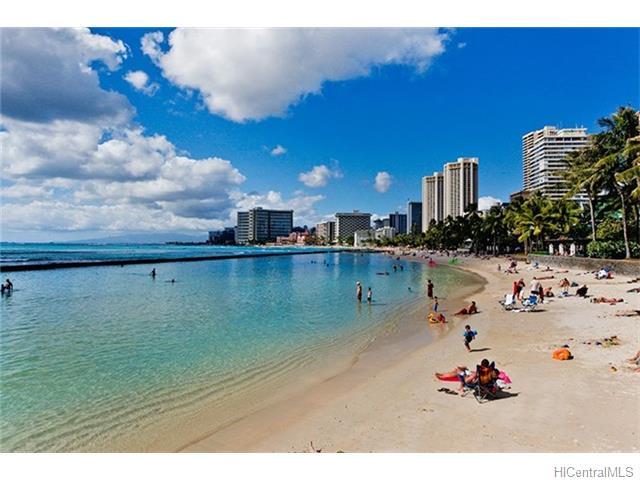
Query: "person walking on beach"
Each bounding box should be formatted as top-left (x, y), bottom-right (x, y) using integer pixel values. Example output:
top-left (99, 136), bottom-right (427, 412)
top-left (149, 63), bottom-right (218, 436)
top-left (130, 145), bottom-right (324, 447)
top-left (463, 325), bottom-right (478, 352)
top-left (433, 296), bottom-right (439, 312)
top-left (367, 287), bottom-right (372, 303)
top-left (427, 279), bottom-right (434, 299)
top-left (356, 282), bottom-right (362, 303)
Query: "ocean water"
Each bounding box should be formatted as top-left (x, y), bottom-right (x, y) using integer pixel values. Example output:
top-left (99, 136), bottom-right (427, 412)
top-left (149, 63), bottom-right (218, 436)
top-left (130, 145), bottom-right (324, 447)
top-left (0, 249), bottom-right (479, 452)
top-left (0, 242), bottom-right (326, 266)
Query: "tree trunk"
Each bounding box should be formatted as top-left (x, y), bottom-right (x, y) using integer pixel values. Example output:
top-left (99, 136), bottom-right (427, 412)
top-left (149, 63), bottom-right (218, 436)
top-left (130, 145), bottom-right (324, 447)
top-left (587, 194), bottom-right (597, 242)
top-left (617, 186), bottom-right (631, 259)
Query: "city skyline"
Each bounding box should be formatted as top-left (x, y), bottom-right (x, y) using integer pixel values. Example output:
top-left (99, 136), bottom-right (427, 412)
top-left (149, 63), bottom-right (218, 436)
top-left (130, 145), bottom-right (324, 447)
top-left (1, 28), bottom-right (638, 242)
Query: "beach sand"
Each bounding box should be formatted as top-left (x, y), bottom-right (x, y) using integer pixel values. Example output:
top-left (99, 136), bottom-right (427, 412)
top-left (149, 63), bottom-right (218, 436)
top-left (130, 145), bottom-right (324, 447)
top-left (181, 254), bottom-right (640, 453)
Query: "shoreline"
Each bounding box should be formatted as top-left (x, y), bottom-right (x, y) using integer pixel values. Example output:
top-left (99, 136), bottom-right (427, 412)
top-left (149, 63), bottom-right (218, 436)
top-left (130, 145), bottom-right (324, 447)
top-left (182, 251), bottom-right (639, 452)
top-left (178, 255), bottom-right (487, 452)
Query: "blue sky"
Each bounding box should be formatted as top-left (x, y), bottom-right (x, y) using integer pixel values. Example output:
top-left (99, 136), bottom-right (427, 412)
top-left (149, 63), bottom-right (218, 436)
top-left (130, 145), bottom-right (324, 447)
top-left (1, 28), bottom-right (638, 241)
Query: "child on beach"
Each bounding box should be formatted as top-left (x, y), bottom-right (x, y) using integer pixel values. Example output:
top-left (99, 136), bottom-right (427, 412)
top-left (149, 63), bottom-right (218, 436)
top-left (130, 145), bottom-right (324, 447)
top-left (463, 325), bottom-right (478, 352)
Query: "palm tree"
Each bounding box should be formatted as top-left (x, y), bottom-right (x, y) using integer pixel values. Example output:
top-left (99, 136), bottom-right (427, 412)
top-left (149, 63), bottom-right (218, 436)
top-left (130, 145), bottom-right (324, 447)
top-left (589, 107), bottom-right (640, 258)
top-left (482, 205), bottom-right (507, 254)
top-left (549, 198), bottom-right (582, 238)
top-left (563, 144), bottom-right (602, 242)
top-left (507, 192), bottom-right (555, 254)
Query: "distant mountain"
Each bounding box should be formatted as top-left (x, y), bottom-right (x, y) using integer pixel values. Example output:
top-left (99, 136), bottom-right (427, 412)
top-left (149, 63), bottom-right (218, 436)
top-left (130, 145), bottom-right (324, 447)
top-left (66, 233), bottom-right (207, 244)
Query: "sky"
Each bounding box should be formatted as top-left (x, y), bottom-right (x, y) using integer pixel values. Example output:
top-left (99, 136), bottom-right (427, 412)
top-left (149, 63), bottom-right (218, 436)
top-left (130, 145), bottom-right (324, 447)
top-left (1, 28), bottom-right (638, 242)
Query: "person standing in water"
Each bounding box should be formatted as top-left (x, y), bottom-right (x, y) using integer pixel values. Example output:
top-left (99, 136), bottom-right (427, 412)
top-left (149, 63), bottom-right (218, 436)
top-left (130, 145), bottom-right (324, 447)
top-left (367, 287), bottom-right (372, 303)
top-left (150, 268), bottom-right (157, 279)
top-left (356, 282), bottom-right (363, 303)
top-left (427, 279), bottom-right (434, 299)
top-left (4, 279), bottom-right (13, 291)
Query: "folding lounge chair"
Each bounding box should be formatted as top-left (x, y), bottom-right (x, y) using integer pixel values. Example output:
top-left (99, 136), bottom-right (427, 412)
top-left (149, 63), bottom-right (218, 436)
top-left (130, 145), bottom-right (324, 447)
top-left (499, 294), bottom-right (516, 311)
top-left (461, 363), bottom-right (500, 403)
top-left (520, 294), bottom-right (538, 312)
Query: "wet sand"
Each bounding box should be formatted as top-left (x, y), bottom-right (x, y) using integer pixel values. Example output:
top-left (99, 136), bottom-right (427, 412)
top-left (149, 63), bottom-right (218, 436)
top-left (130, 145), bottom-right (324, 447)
top-left (182, 253), bottom-right (639, 452)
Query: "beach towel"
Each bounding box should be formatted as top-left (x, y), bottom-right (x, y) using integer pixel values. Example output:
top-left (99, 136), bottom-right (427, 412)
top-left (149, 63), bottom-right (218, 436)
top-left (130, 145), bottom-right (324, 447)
top-left (497, 371), bottom-right (512, 384)
top-left (552, 348), bottom-right (573, 360)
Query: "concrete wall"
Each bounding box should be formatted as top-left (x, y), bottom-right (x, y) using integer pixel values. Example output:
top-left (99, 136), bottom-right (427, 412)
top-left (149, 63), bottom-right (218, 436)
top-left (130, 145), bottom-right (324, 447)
top-left (528, 254), bottom-right (640, 276)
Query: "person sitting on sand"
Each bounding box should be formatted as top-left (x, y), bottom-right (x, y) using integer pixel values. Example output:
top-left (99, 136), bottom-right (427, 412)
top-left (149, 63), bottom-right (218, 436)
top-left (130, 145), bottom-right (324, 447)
top-left (428, 312), bottom-right (447, 324)
top-left (454, 301), bottom-right (478, 315)
top-left (543, 287), bottom-right (554, 298)
top-left (591, 297), bottom-right (624, 305)
top-left (559, 278), bottom-right (570, 295)
top-left (595, 268), bottom-right (612, 280)
top-left (576, 285), bottom-right (589, 297)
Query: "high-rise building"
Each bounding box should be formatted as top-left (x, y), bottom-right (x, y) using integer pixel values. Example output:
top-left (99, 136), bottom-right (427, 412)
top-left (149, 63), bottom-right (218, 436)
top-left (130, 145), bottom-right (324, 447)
top-left (388, 212), bottom-right (407, 235)
top-left (522, 126), bottom-right (589, 200)
top-left (421, 172), bottom-right (444, 231)
top-left (372, 218), bottom-right (384, 229)
top-left (335, 211), bottom-right (372, 240)
top-left (235, 207), bottom-right (293, 244)
top-left (406, 201), bottom-right (422, 234)
top-left (315, 221), bottom-right (336, 243)
top-left (443, 157), bottom-right (478, 218)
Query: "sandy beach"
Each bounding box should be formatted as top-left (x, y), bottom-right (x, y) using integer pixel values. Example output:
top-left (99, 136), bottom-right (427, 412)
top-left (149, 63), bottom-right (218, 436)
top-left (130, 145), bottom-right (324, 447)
top-left (182, 253), bottom-right (640, 453)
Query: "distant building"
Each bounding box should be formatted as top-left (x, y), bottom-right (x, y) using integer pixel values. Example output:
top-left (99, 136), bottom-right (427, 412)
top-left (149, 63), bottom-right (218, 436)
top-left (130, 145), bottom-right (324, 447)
top-left (235, 207), bottom-right (293, 244)
top-left (388, 212), bottom-right (407, 235)
top-left (509, 189), bottom-right (530, 203)
top-left (375, 226), bottom-right (396, 241)
top-left (443, 157), bottom-right (478, 218)
top-left (422, 172), bottom-right (444, 231)
top-left (276, 231), bottom-right (314, 245)
top-left (522, 126), bottom-right (589, 201)
top-left (372, 218), bottom-right (384, 230)
top-left (335, 211), bottom-right (372, 241)
top-left (406, 201), bottom-right (422, 234)
top-left (208, 227), bottom-right (236, 245)
top-left (316, 221), bottom-right (336, 244)
top-left (382, 218), bottom-right (391, 228)
top-left (353, 229), bottom-right (375, 247)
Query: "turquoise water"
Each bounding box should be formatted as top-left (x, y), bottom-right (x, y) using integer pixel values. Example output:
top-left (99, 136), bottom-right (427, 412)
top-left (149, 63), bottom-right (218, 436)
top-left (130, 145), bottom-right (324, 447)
top-left (0, 243), bottom-right (326, 266)
top-left (0, 250), bottom-right (476, 451)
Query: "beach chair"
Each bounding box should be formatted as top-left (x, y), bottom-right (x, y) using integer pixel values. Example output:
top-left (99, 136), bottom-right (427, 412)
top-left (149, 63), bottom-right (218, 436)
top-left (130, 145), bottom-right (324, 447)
top-left (499, 294), bottom-right (516, 311)
top-left (520, 294), bottom-right (538, 312)
top-left (461, 363), bottom-right (500, 403)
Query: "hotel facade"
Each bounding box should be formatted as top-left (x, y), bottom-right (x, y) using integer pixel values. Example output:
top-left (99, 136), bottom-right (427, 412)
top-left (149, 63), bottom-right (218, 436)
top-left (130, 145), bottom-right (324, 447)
top-left (335, 211), bottom-right (372, 240)
top-left (236, 207), bottom-right (294, 244)
top-left (422, 158), bottom-right (478, 231)
top-left (522, 126), bottom-right (589, 201)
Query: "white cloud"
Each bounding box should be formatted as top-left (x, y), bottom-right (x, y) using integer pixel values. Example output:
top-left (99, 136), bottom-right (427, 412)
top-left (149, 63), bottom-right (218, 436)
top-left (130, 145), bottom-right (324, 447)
top-left (233, 190), bottom-right (325, 227)
top-left (298, 164), bottom-right (343, 188)
top-left (457, 42), bottom-right (467, 49)
top-left (145, 28), bottom-right (449, 122)
top-left (141, 31), bottom-right (165, 63)
top-left (478, 196), bottom-right (502, 211)
top-left (0, 28), bottom-right (131, 124)
top-left (124, 70), bottom-right (159, 96)
top-left (270, 145), bottom-right (287, 156)
top-left (374, 171), bottom-right (393, 193)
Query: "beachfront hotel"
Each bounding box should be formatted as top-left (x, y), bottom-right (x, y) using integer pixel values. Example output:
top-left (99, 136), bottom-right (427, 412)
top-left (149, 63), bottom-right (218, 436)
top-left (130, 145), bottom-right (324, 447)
top-left (522, 126), bottom-right (589, 201)
top-left (335, 211), bottom-right (372, 241)
top-left (421, 172), bottom-right (444, 231)
top-left (422, 158), bottom-right (478, 231)
top-left (235, 207), bottom-right (294, 244)
top-left (316, 220), bottom-right (336, 243)
top-left (407, 201), bottom-right (422, 234)
top-left (388, 212), bottom-right (407, 235)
